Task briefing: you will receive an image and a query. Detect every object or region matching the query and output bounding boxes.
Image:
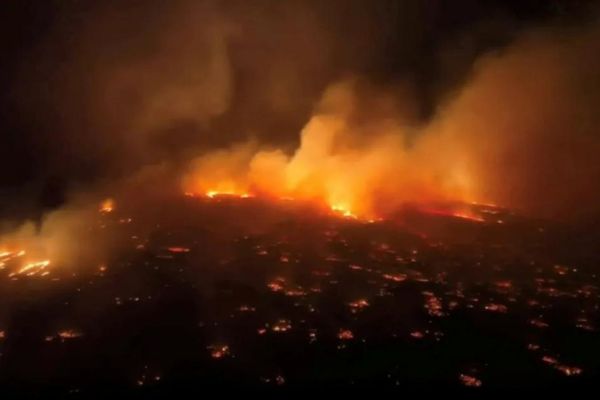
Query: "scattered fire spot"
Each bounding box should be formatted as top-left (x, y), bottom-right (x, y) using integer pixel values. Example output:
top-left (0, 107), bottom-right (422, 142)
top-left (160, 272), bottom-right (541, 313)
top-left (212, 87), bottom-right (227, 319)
top-left (167, 247), bottom-right (190, 253)
top-left (484, 303), bottom-right (508, 313)
top-left (530, 319), bottom-right (549, 329)
top-left (542, 356), bottom-right (558, 365)
top-left (208, 344), bottom-right (231, 359)
top-left (272, 319), bottom-right (292, 333)
top-left (100, 198), bottom-right (115, 213)
top-left (382, 273), bottom-right (407, 282)
top-left (348, 299), bottom-right (370, 312)
top-left (555, 365), bottom-right (582, 376)
top-left (410, 331), bottom-right (424, 339)
top-left (267, 278), bottom-right (286, 292)
top-left (337, 329), bottom-right (354, 340)
top-left (459, 374), bottom-right (482, 387)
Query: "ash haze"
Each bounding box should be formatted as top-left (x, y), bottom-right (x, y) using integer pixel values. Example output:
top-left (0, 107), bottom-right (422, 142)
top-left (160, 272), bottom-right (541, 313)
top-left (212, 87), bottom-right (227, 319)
top-left (1, 0), bottom-right (600, 227)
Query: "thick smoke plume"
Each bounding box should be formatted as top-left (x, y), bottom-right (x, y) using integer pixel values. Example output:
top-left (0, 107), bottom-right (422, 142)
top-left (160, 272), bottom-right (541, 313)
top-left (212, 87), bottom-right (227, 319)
top-left (429, 22), bottom-right (600, 219)
top-left (183, 80), bottom-right (473, 218)
top-left (184, 16), bottom-right (600, 220)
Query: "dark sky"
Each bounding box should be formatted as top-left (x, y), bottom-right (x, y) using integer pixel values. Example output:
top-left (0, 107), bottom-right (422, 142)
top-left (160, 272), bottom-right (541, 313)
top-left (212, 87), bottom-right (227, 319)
top-left (0, 0), bottom-right (595, 220)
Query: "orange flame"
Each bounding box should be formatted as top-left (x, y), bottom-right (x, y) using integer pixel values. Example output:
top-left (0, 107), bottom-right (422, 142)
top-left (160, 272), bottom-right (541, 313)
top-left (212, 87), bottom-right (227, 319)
top-left (100, 198), bottom-right (115, 213)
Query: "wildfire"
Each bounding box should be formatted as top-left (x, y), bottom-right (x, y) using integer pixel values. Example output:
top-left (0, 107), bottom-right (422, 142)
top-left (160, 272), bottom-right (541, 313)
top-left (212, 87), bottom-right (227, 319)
top-left (178, 82), bottom-right (504, 225)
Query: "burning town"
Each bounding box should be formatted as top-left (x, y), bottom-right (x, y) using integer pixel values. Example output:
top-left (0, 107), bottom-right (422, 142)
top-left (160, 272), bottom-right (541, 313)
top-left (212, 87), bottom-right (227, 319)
top-left (1, 0), bottom-right (600, 395)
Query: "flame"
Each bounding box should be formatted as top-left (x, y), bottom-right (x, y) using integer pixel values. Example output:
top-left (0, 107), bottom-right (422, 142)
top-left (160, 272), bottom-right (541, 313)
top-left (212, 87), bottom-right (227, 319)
top-left (205, 190), bottom-right (253, 199)
top-left (100, 198), bottom-right (115, 213)
top-left (2, 249), bottom-right (51, 278)
top-left (330, 204), bottom-right (357, 219)
top-left (8, 259), bottom-right (51, 278)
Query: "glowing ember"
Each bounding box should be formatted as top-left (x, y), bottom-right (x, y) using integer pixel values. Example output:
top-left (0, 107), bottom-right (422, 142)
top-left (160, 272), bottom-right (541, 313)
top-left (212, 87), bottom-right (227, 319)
top-left (484, 303), bottom-right (508, 313)
top-left (284, 289), bottom-right (306, 297)
top-left (495, 280), bottom-right (513, 289)
top-left (208, 344), bottom-right (231, 359)
top-left (575, 317), bottom-right (596, 332)
top-left (337, 329), bottom-right (354, 340)
top-left (459, 374), bottom-right (482, 387)
top-left (272, 319), bottom-right (292, 332)
top-left (167, 247), bottom-right (190, 253)
top-left (267, 278), bottom-right (286, 292)
top-left (57, 330), bottom-right (83, 340)
top-left (530, 319), bottom-right (549, 329)
top-left (382, 273), bottom-right (407, 282)
top-left (553, 265), bottom-right (569, 275)
top-left (542, 356), bottom-right (558, 365)
top-left (410, 331), bottom-right (424, 339)
top-left (555, 365), bottom-right (582, 376)
top-left (422, 291), bottom-right (444, 317)
top-left (348, 299), bottom-right (370, 311)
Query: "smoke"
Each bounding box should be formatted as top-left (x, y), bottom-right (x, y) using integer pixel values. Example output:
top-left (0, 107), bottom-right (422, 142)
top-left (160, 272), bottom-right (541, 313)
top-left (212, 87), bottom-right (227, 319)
top-left (0, 197), bottom-right (111, 269)
top-left (429, 20), bottom-right (600, 219)
top-left (183, 15), bottom-right (600, 221)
